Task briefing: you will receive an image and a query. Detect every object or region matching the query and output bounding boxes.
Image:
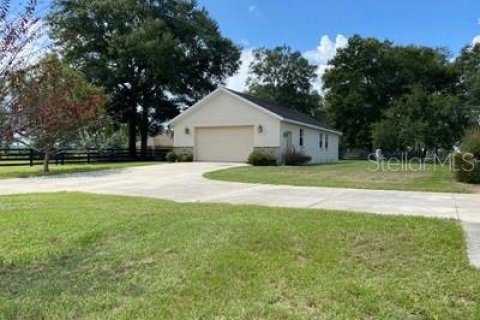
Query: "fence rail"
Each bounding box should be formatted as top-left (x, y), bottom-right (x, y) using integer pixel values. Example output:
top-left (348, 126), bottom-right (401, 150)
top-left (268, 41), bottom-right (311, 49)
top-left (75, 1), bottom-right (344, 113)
top-left (340, 149), bottom-right (451, 161)
top-left (0, 148), bottom-right (172, 166)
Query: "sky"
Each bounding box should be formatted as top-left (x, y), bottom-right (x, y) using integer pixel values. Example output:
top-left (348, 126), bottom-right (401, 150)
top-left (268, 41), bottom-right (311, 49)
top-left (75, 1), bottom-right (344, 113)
top-left (198, 0), bottom-right (480, 91)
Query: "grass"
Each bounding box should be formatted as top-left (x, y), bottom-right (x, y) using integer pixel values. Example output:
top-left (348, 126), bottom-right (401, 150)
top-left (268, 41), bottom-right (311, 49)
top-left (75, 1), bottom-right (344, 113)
top-left (205, 160), bottom-right (474, 193)
top-left (0, 162), bottom-right (156, 179)
top-left (0, 192), bottom-right (479, 319)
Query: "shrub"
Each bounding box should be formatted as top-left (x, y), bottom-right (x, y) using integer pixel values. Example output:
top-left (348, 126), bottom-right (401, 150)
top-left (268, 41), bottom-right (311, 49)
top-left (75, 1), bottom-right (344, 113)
top-left (177, 151), bottom-right (193, 162)
top-left (166, 151), bottom-right (177, 162)
top-left (454, 152), bottom-right (480, 184)
top-left (461, 127), bottom-right (480, 156)
top-left (247, 150), bottom-right (277, 166)
top-left (284, 150), bottom-right (312, 165)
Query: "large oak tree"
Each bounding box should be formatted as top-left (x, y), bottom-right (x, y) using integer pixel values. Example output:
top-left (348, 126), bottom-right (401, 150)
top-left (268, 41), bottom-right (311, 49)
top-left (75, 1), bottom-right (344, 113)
top-left (49, 0), bottom-right (240, 157)
top-left (323, 35), bottom-right (458, 150)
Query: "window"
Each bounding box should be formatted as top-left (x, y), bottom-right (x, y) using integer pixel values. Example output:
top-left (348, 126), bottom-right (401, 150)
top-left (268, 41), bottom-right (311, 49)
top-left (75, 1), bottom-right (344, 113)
top-left (325, 134), bottom-right (329, 149)
top-left (299, 129), bottom-right (304, 147)
top-left (319, 133), bottom-right (323, 148)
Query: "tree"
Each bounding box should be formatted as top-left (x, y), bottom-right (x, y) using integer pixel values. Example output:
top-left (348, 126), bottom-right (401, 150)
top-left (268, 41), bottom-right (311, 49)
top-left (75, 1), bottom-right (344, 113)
top-left (49, 0), bottom-right (240, 158)
top-left (7, 56), bottom-right (105, 172)
top-left (372, 88), bottom-right (474, 151)
top-left (246, 45), bottom-right (323, 116)
top-left (0, 0), bottom-right (45, 144)
top-left (323, 36), bottom-right (393, 149)
top-left (455, 43), bottom-right (480, 107)
top-left (323, 35), bottom-right (458, 149)
top-left (75, 123), bottom-right (129, 150)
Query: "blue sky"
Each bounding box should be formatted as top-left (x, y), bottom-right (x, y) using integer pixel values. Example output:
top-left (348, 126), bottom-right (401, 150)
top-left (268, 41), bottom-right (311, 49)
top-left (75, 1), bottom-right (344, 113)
top-left (198, 0), bottom-right (480, 90)
top-left (199, 0), bottom-right (480, 53)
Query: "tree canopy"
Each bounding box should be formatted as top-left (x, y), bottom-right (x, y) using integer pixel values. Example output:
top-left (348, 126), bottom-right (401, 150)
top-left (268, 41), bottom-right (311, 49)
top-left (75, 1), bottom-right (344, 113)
top-left (456, 43), bottom-right (480, 107)
top-left (6, 55), bottom-right (105, 172)
top-left (0, 0), bottom-right (45, 147)
top-left (323, 35), bottom-right (465, 150)
top-left (371, 88), bottom-right (473, 150)
top-left (49, 0), bottom-right (240, 156)
top-left (246, 45), bottom-right (323, 117)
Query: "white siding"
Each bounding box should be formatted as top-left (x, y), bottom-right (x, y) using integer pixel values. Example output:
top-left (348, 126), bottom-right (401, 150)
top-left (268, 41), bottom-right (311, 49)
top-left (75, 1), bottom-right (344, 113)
top-left (280, 122), bottom-right (339, 163)
top-left (173, 91), bottom-right (281, 148)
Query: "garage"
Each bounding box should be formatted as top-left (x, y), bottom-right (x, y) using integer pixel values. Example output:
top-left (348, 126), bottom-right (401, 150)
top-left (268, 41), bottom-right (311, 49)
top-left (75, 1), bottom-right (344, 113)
top-left (195, 126), bottom-right (253, 162)
top-left (170, 88), bottom-right (341, 163)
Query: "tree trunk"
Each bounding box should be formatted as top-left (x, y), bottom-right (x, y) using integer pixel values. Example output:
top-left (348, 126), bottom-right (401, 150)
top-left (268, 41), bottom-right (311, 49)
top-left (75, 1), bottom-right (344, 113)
top-left (128, 106), bottom-right (137, 159)
top-left (140, 106), bottom-right (149, 160)
top-left (43, 152), bottom-right (50, 173)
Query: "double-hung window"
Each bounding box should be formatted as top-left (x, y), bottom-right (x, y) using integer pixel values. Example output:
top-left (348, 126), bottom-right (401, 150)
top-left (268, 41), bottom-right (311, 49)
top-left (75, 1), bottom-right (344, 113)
top-left (325, 134), bottom-right (329, 149)
top-left (319, 133), bottom-right (323, 148)
top-left (299, 129), bottom-right (304, 147)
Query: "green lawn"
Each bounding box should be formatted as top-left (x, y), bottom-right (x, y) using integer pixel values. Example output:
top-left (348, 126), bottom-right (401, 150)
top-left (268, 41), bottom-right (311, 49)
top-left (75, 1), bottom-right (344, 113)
top-left (0, 193), bottom-right (479, 319)
top-left (0, 162), bottom-right (156, 179)
top-left (205, 160), bottom-right (474, 193)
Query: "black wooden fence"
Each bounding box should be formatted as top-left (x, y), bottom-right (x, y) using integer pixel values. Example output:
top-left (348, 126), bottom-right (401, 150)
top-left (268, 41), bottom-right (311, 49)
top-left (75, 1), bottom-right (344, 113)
top-left (0, 148), bottom-right (172, 166)
top-left (340, 149), bottom-right (450, 161)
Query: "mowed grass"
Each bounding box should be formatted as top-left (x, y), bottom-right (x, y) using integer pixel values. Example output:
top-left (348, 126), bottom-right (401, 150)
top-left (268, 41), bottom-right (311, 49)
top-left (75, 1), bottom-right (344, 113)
top-left (205, 160), bottom-right (474, 193)
top-left (0, 193), bottom-right (479, 319)
top-left (0, 162), bottom-right (156, 179)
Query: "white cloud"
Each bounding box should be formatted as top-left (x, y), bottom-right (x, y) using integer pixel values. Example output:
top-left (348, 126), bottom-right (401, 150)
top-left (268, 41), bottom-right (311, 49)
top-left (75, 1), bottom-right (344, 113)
top-left (473, 35), bottom-right (480, 45)
top-left (303, 34), bottom-right (348, 92)
top-left (226, 34), bottom-right (349, 93)
top-left (248, 4), bottom-right (262, 17)
top-left (226, 49), bottom-right (254, 91)
top-left (304, 34), bottom-right (348, 65)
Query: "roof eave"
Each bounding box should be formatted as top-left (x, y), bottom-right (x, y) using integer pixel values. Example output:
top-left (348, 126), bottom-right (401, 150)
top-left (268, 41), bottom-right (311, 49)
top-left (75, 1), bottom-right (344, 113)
top-left (222, 88), bottom-right (284, 121)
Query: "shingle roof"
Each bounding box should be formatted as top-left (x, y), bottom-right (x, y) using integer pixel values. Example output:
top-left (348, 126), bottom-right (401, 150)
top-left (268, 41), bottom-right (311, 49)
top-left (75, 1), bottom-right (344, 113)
top-left (226, 89), bottom-right (337, 132)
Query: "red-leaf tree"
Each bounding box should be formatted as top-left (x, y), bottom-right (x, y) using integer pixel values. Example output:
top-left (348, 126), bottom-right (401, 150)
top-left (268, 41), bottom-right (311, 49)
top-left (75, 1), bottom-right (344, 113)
top-left (1, 0), bottom-right (46, 145)
top-left (8, 55), bottom-right (105, 172)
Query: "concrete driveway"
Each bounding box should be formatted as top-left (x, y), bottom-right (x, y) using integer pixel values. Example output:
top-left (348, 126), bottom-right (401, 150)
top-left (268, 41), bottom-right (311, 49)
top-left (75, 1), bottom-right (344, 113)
top-left (0, 162), bottom-right (477, 220)
top-left (1, 162), bottom-right (479, 266)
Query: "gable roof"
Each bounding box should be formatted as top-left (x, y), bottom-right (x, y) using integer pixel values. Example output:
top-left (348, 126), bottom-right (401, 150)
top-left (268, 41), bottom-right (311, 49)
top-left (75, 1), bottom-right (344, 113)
top-left (226, 89), bottom-right (337, 132)
top-left (169, 87), bottom-right (341, 134)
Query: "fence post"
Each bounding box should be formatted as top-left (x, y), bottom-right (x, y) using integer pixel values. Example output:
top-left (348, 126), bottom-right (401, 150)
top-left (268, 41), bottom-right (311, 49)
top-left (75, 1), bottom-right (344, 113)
top-left (29, 149), bottom-right (33, 167)
top-left (61, 153), bottom-right (65, 165)
top-left (87, 152), bottom-right (90, 163)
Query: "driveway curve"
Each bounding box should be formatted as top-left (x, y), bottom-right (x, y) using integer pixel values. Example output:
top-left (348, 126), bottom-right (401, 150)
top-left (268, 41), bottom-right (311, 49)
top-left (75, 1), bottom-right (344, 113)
top-left (1, 162), bottom-right (479, 266)
top-left (0, 162), bottom-right (478, 221)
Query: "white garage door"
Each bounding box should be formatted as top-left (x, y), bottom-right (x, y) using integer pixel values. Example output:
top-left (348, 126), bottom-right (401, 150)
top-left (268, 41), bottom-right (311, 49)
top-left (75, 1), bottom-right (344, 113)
top-left (195, 126), bottom-right (254, 162)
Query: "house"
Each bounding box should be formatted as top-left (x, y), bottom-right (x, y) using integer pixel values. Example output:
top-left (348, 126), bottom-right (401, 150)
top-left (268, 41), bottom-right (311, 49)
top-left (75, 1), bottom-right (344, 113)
top-left (169, 87), bottom-right (341, 163)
